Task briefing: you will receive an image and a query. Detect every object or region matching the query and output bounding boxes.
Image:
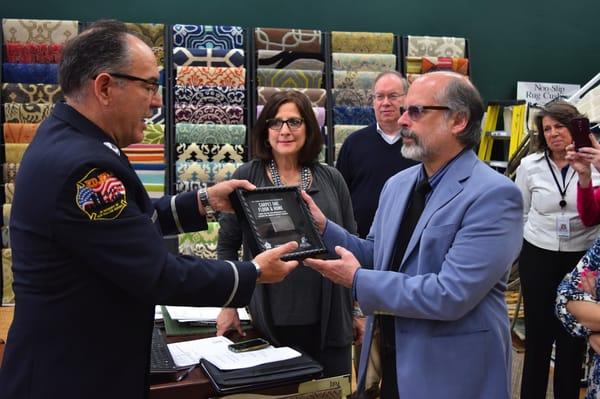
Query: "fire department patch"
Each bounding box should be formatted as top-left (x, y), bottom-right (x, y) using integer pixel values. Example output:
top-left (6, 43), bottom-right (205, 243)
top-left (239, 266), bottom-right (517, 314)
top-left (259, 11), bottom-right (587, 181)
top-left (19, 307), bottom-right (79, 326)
top-left (76, 168), bottom-right (127, 220)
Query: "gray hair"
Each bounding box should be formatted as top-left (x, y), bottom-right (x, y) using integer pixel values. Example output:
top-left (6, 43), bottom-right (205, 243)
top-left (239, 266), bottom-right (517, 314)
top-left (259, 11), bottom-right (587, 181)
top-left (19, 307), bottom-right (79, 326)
top-left (372, 70), bottom-right (409, 93)
top-left (434, 73), bottom-right (484, 149)
top-left (59, 20), bottom-right (136, 100)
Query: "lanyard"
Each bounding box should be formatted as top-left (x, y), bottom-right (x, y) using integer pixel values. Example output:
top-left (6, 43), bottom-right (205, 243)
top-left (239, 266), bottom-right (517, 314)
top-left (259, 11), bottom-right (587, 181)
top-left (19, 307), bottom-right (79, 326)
top-left (544, 151), bottom-right (576, 209)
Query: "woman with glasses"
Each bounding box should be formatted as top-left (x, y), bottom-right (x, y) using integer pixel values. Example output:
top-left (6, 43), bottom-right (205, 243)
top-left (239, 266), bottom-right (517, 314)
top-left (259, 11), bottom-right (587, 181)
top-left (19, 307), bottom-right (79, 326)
top-left (215, 90), bottom-right (358, 377)
top-left (515, 101), bottom-right (600, 398)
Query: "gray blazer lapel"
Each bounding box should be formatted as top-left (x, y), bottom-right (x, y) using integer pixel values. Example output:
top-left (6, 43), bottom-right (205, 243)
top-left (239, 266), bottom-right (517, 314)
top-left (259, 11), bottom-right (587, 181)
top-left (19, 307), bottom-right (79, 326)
top-left (399, 150), bottom-right (478, 269)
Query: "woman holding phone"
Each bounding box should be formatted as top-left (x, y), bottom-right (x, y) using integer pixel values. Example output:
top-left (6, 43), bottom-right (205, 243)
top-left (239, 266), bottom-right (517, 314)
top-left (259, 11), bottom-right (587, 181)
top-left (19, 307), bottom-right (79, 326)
top-left (516, 101), bottom-right (600, 398)
top-left (566, 127), bottom-right (600, 226)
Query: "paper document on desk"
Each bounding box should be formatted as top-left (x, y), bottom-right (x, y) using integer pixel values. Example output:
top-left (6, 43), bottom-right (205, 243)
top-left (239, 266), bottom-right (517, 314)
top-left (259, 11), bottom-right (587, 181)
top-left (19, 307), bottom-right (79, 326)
top-left (168, 336), bottom-right (233, 367)
top-left (167, 336), bottom-right (301, 370)
top-left (164, 306), bottom-right (250, 323)
top-left (203, 346), bottom-right (301, 370)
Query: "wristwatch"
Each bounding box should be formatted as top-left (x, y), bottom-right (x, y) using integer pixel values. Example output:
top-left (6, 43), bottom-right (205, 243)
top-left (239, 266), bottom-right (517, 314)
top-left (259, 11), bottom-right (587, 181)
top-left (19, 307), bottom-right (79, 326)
top-left (198, 187), bottom-right (214, 216)
top-left (251, 260), bottom-right (262, 282)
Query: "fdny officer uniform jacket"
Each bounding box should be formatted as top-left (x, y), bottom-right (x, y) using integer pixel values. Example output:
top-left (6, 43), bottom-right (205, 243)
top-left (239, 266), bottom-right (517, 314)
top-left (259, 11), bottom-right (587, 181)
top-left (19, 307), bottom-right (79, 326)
top-left (0, 103), bottom-right (257, 399)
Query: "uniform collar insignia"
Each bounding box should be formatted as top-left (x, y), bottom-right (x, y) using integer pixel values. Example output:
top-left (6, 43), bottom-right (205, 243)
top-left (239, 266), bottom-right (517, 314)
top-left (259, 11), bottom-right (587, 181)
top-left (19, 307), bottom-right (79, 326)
top-left (103, 142), bottom-right (120, 155)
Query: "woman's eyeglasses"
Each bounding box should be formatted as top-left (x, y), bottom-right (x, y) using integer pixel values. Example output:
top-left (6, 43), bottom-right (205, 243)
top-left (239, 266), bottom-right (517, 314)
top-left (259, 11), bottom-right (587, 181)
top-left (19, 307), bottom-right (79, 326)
top-left (400, 105), bottom-right (451, 121)
top-left (266, 118), bottom-right (304, 131)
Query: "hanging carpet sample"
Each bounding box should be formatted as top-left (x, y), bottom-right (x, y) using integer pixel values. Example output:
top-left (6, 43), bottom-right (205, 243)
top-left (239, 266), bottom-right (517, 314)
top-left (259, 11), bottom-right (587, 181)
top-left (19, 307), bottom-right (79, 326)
top-left (152, 46), bottom-right (164, 68)
top-left (334, 124), bottom-right (367, 160)
top-left (254, 28), bottom-right (321, 53)
top-left (2, 19), bottom-right (78, 44)
top-left (176, 66), bottom-right (245, 88)
top-left (333, 71), bottom-right (378, 90)
top-left (176, 161), bottom-right (241, 183)
top-left (174, 85), bottom-right (245, 107)
top-left (145, 107), bottom-right (164, 124)
top-left (331, 53), bottom-right (396, 72)
top-left (175, 143), bottom-right (245, 162)
top-left (173, 25), bottom-right (244, 49)
top-left (3, 163), bottom-right (19, 183)
top-left (257, 50), bottom-right (324, 71)
top-left (174, 104), bottom-right (244, 124)
top-left (2, 248), bottom-right (14, 305)
top-left (256, 68), bottom-right (322, 89)
top-left (3, 103), bottom-right (53, 123)
top-left (5, 143), bottom-right (29, 163)
top-left (405, 56), bottom-right (422, 74)
top-left (5, 183), bottom-right (14, 205)
top-left (333, 106), bottom-right (375, 125)
top-left (2, 83), bottom-right (63, 103)
top-left (4, 43), bottom-right (63, 64)
top-left (173, 47), bottom-right (245, 67)
top-left (421, 57), bottom-right (469, 75)
top-left (2, 63), bottom-right (58, 84)
top-left (125, 23), bottom-right (164, 47)
top-left (178, 222), bottom-right (220, 258)
top-left (331, 31), bottom-right (394, 54)
top-left (257, 87), bottom-right (326, 107)
top-left (331, 89), bottom-right (373, 107)
top-left (176, 179), bottom-right (208, 193)
top-left (176, 123), bottom-right (246, 145)
top-left (407, 35), bottom-right (466, 57)
top-left (142, 124), bottom-right (165, 144)
top-left (3, 123), bottom-right (39, 143)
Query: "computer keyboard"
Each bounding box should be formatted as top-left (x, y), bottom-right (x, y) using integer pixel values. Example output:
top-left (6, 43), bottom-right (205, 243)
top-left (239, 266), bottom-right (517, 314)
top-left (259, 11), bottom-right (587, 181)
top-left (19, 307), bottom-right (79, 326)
top-left (150, 327), bottom-right (179, 373)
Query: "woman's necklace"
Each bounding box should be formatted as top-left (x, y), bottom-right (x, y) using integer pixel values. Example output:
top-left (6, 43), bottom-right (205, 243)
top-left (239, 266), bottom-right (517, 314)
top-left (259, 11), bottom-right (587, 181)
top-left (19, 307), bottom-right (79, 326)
top-left (269, 159), bottom-right (311, 190)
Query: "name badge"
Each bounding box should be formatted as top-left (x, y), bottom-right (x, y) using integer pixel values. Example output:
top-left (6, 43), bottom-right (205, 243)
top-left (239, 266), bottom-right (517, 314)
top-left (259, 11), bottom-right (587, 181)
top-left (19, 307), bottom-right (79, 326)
top-left (556, 215), bottom-right (571, 238)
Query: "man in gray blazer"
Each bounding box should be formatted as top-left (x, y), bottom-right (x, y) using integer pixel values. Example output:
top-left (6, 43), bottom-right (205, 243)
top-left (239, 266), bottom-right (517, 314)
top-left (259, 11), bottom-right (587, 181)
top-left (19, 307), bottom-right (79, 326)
top-left (304, 71), bottom-right (523, 399)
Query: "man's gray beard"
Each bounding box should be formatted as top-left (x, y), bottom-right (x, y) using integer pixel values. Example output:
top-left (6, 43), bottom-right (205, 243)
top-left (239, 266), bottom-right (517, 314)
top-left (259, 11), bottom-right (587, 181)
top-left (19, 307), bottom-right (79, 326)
top-left (401, 143), bottom-right (425, 161)
top-left (400, 128), bottom-right (427, 161)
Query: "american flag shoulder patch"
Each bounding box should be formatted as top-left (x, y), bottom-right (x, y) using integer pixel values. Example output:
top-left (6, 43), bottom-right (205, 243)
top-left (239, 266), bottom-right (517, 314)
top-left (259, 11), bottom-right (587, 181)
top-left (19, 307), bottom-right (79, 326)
top-left (75, 168), bottom-right (127, 220)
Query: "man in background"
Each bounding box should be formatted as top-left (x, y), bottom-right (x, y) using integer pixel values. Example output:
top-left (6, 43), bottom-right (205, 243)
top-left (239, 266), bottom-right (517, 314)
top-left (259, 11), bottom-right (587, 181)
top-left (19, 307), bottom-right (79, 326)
top-left (335, 70), bottom-right (417, 239)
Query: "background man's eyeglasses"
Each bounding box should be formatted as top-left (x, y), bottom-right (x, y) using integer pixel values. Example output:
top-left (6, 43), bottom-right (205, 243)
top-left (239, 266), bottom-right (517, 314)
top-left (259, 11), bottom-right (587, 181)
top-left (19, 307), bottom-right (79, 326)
top-left (374, 93), bottom-right (405, 102)
top-left (400, 105), bottom-right (451, 121)
top-left (108, 72), bottom-right (160, 95)
top-left (266, 118), bottom-right (304, 131)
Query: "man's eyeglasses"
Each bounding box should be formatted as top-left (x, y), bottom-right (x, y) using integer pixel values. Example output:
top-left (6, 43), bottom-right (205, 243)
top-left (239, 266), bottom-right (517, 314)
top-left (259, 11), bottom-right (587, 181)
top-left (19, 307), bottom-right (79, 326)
top-left (266, 118), bottom-right (304, 131)
top-left (374, 92), bottom-right (405, 102)
top-left (107, 72), bottom-right (160, 95)
top-left (400, 105), bottom-right (451, 121)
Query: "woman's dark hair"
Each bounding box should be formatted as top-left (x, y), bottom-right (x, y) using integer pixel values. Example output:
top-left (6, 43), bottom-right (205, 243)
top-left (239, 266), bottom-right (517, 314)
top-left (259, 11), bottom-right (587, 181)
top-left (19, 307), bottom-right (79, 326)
top-left (534, 100), bottom-right (584, 151)
top-left (251, 90), bottom-right (323, 166)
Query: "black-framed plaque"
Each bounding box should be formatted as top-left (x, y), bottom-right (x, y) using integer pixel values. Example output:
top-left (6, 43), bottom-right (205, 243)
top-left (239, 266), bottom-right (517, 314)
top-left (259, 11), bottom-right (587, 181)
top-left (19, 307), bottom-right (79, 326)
top-left (230, 186), bottom-right (327, 261)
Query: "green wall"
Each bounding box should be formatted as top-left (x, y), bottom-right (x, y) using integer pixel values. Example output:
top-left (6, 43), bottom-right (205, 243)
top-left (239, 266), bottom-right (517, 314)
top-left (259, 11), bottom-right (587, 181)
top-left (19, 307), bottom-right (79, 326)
top-left (3, 0), bottom-right (600, 103)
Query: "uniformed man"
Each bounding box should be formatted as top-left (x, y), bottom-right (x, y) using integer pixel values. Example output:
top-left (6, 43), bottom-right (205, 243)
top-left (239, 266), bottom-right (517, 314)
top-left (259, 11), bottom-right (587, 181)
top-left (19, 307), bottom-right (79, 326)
top-left (0, 20), bottom-right (299, 399)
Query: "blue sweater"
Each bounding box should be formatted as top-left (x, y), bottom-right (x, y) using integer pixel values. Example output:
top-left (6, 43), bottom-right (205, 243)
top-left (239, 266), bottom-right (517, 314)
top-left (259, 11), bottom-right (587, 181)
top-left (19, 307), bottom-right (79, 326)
top-left (336, 124), bottom-right (418, 238)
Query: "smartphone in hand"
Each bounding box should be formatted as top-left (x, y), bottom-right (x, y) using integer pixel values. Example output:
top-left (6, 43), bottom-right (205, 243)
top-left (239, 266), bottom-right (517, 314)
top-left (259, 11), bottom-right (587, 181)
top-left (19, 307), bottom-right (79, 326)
top-left (571, 117), bottom-right (593, 150)
top-left (228, 338), bottom-right (270, 353)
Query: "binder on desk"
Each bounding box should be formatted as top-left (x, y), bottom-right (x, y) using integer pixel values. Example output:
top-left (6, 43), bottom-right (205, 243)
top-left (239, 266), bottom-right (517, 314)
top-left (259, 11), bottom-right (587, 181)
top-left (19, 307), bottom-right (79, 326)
top-left (200, 353), bottom-right (323, 394)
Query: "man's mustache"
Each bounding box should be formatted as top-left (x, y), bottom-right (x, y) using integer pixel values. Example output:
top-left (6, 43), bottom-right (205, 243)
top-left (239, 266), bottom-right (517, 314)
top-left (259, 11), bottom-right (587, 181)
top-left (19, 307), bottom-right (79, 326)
top-left (400, 128), bottom-right (417, 140)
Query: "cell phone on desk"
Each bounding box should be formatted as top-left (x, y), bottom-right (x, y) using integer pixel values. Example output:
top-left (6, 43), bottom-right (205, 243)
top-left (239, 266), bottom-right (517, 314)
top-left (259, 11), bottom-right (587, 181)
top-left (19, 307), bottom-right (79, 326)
top-left (571, 117), bottom-right (593, 150)
top-left (228, 338), bottom-right (270, 353)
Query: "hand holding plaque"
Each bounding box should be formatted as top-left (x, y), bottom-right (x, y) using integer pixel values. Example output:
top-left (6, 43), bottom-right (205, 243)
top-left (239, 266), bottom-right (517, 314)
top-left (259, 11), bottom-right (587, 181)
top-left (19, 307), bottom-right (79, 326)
top-left (230, 186), bottom-right (327, 261)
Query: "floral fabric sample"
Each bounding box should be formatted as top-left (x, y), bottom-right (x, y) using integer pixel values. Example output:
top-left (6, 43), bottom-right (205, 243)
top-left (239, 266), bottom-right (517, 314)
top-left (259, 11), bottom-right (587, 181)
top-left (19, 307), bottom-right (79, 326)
top-left (2, 19), bottom-right (78, 44)
top-left (172, 25), bottom-right (244, 49)
top-left (173, 47), bottom-right (245, 67)
top-left (254, 28), bottom-right (322, 53)
top-left (331, 31), bottom-right (394, 54)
